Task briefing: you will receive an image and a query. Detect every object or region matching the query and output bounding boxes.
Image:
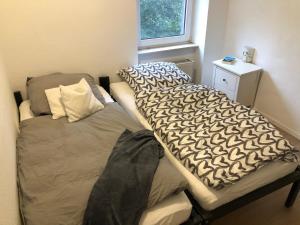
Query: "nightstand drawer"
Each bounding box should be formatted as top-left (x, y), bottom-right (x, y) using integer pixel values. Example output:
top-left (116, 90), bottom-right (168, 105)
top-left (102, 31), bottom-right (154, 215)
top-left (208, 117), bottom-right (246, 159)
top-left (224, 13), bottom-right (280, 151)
top-left (212, 59), bottom-right (262, 107)
top-left (215, 85), bottom-right (235, 100)
top-left (214, 67), bottom-right (238, 92)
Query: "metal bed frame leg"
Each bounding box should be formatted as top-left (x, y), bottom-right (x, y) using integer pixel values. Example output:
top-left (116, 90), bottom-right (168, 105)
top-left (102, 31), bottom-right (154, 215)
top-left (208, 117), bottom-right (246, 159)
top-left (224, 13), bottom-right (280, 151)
top-left (181, 208), bottom-right (210, 225)
top-left (285, 180), bottom-right (300, 208)
top-left (201, 220), bottom-right (210, 225)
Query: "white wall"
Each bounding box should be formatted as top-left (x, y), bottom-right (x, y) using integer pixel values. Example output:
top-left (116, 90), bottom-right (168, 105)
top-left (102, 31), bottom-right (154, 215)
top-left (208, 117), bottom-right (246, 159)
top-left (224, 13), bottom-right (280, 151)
top-left (0, 0), bottom-right (138, 95)
top-left (0, 56), bottom-right (20, 225)
top-left (224, 0), bottom-right (300, 138)
top-left (193, 0), bottom-right (229, 85)
top-left (192, 0), bottom-right (209, 84)
top-left (201, 0), bottom-right (229, 86)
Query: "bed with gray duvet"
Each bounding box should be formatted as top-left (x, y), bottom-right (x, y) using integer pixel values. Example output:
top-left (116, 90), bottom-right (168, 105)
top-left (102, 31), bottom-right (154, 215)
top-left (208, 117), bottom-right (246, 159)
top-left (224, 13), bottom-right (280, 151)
top-left (17, 73), bottom-right (190, 225)
top-left (17, 103), bottom-right (189, 225)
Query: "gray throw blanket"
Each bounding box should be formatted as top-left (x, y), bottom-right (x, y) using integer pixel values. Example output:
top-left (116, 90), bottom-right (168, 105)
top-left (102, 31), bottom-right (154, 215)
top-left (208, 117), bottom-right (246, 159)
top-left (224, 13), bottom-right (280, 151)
top-left (82, 129), bottom-right (164, 225)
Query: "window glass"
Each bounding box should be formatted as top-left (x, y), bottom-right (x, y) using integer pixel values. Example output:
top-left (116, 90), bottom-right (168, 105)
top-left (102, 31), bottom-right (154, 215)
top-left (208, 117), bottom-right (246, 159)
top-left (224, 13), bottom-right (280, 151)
top-left (140, 0), bottom-right (187, 40)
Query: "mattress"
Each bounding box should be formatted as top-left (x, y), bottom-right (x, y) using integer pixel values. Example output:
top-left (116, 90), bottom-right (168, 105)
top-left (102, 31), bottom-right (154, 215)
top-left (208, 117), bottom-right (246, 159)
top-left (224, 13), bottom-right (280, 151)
top-left (110, 81), bottom-right (298, 211)
top-left (18, 85), bottom-right (192, 225)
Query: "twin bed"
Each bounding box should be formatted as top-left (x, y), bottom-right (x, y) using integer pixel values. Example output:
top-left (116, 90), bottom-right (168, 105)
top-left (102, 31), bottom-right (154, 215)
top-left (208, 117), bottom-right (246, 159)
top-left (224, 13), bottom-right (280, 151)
top-left (110, 81), bottom-right (298, 211)
top-left (111, 62), bottom-right (300, 224)
top-left (16, 62), bottom-right (300, 225)
top-left (17, 75), bottom-right (192, 225)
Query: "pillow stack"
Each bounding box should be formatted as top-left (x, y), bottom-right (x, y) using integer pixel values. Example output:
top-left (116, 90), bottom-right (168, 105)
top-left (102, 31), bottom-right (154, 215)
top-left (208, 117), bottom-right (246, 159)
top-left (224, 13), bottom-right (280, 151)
top-left (45, 79), bottom-right (104, 122)
top-left (27, 73), bottom-right (105, 122)
top-left (27, 72), bottom-right (105, 115)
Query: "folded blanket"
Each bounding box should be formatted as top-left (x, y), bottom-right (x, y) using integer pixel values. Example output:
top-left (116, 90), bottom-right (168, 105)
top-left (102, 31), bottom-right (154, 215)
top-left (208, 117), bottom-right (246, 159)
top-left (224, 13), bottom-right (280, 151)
top-left (83, 129), bottom-right (164, 225)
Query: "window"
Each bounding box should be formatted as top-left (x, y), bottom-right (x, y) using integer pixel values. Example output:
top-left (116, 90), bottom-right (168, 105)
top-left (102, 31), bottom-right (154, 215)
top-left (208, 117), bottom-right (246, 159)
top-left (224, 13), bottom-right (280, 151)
top-left (139, 0), bottom-right (193, 48)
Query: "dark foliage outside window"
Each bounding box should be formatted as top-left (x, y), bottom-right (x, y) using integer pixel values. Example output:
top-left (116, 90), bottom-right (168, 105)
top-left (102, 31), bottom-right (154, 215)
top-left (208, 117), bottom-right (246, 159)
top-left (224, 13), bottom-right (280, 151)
top-left (140, 0), bottom-right (187, 40)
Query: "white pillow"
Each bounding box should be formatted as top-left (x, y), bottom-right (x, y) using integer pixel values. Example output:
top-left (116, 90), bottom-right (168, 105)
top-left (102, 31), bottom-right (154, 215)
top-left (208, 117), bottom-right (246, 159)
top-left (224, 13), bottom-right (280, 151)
top-left (60, 78), bottom-right (104, 122)
top-left (45, 87), bottom-right (67, 119)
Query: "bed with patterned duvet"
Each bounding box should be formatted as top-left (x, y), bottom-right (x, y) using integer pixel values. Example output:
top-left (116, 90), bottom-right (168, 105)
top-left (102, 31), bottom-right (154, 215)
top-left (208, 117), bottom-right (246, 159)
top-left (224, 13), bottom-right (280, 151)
top-left (135, 84), bottom-right (298, 189)
top-left (117, 62), bottom-right (299, 190)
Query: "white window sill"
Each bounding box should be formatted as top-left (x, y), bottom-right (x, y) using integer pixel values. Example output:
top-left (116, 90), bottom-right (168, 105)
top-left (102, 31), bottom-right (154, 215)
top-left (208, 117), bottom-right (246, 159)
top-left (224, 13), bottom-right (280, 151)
top-left (138, 43), bottom-right (198, 55)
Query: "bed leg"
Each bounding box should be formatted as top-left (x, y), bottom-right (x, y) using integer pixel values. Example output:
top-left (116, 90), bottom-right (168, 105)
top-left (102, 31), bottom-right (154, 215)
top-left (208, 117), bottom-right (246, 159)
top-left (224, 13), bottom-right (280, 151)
top-left (181, 209), bottom-right (211, 225)
top-left (201, 220), bottom-right (210, 225)
top-left (285, 180), bottom-right (300, 208)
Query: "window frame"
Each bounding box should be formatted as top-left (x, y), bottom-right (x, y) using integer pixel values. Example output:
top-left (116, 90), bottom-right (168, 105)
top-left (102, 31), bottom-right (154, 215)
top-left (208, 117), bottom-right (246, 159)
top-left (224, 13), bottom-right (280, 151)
top-left (138, 0), bottom-right (193, 48)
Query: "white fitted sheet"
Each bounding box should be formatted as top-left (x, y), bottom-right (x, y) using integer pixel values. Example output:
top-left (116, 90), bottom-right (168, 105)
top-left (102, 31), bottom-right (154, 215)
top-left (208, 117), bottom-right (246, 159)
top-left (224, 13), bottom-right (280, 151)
top-left (111, 81), bottom-right (298, 211)
top-left (19, 84), bottom-right (192, 225)
top-left (19, 99), bottom-right (35, 121)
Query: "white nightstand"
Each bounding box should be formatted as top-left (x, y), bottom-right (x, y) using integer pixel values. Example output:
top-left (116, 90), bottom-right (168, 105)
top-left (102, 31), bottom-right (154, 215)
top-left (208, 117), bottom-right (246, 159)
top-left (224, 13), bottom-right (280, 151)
top-left (212, 59), bottom-right (262, 107)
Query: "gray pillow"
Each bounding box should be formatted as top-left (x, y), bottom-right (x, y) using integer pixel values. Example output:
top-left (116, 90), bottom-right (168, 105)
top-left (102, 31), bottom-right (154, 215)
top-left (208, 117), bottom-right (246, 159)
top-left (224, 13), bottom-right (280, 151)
top-left (27, 72), bottom-right (105, 116)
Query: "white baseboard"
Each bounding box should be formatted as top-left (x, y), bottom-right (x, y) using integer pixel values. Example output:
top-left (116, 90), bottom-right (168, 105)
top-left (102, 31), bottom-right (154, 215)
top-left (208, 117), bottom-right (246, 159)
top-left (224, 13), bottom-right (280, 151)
top-left (254, 108), bottom-right (300, 140)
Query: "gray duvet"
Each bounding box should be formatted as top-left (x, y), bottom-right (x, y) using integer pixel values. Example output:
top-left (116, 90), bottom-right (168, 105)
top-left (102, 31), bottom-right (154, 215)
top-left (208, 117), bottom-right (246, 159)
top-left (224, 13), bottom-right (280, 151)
top-left (17, 103), bottom-right (188, 225)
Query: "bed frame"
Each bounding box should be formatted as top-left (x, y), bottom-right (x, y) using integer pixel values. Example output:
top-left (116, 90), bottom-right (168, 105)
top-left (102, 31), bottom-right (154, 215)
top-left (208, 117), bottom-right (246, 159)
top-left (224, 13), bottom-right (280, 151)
top-left (14, 76), bottom-right (300, 225)
top-left (184, 166), bottom-right (300, 225)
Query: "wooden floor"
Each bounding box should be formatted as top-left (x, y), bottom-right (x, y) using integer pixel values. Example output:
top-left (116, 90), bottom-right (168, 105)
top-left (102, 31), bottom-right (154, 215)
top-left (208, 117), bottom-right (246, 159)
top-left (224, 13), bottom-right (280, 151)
top-left (214, 128), bottom-right (300, 225)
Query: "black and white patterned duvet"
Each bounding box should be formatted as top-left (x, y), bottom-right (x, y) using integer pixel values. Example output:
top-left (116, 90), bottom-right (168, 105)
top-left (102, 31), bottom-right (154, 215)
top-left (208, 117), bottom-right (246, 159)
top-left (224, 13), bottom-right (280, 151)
top-left (118, 62), bottom-right (191, 92)
top-left (135, 84), bottom-right (298, 189)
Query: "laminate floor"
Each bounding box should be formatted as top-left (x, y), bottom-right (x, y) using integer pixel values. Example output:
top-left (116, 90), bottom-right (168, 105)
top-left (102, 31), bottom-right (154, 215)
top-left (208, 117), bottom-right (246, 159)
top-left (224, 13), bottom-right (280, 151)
top-left (213, 128), bottom-right (300, 225)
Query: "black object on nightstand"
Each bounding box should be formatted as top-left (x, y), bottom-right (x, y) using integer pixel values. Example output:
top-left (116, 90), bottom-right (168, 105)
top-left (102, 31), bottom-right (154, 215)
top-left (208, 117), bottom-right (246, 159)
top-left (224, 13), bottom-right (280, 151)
top-left (99, 76), bottom-right (110, 94)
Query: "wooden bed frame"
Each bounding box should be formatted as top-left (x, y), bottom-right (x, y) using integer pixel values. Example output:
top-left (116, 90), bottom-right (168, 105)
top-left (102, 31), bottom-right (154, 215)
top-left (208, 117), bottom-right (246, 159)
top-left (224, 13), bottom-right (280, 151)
top-left (14, 76), bottom-right (300, 225)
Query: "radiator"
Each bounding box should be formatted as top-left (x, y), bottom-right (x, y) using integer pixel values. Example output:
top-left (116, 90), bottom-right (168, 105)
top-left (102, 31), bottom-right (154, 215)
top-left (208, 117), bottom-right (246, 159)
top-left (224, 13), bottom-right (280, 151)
top-left (173, 59), bottom-right (195, 82)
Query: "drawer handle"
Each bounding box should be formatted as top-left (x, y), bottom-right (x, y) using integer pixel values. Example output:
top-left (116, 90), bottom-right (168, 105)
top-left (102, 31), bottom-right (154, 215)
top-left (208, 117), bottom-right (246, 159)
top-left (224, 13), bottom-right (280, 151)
top-left (222, 78), bottom-right (227, 82)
